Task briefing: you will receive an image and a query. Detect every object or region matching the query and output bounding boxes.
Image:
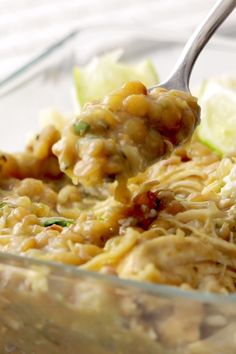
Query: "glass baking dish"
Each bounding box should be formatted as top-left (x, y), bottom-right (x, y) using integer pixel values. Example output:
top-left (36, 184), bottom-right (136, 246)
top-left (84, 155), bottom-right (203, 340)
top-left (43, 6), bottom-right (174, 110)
top-left (0, 26), bottom-right (236, 354)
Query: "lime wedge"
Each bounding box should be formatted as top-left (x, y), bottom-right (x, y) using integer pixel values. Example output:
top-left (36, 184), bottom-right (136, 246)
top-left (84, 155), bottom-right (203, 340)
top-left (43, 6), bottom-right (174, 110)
top-left (197, 78), bottom-right (236, 155)
top-left (74, 50), bottom-right (159, 107)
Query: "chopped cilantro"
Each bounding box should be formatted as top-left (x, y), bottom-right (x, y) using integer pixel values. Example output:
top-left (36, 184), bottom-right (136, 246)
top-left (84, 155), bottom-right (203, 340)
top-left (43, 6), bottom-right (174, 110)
top-left (0, 201), bottom-right (8, 209)
top-left (74, 121), bottom-right (91, 136)
top-left (41, 217), bottom-right (75, 227)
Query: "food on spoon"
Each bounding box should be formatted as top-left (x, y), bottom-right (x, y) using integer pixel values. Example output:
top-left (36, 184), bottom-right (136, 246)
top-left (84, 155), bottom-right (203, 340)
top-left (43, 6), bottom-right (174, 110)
top-left (53, 81), bottom-right (200, 191)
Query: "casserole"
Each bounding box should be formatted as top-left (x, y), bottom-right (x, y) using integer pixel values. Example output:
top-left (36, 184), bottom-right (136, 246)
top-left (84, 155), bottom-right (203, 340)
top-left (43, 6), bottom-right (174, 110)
top-left (0, 26), bottom-right (236, 354)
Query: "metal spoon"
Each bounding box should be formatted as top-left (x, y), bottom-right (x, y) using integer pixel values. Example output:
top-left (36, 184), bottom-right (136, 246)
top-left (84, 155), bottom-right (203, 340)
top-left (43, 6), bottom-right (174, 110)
top-left (151, 0), bottom-right (236, 93)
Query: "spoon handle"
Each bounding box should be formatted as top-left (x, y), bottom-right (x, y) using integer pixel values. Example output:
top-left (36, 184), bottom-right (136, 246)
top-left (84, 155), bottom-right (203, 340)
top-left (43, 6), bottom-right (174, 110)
top-left (163, 0), bottom-right (236, 91)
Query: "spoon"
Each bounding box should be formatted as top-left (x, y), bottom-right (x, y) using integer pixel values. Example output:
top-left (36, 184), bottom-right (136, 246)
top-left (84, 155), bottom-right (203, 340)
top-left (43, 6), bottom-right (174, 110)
top-left (151, 0), bottom-right (236, 93)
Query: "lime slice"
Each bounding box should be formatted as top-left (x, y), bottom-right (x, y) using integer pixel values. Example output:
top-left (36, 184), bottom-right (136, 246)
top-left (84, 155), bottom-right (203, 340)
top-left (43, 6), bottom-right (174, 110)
top-left (197, 78), bottom-right (236, 155)
top-left (74, 50), bottom-right (159, 107)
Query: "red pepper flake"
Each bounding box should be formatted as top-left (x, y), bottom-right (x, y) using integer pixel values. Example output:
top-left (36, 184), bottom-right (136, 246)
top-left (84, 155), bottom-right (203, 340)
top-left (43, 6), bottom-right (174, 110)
top-left (126, 191), bottom-right (161, 230)
top-left (125, 190), bottom-right (179, 230)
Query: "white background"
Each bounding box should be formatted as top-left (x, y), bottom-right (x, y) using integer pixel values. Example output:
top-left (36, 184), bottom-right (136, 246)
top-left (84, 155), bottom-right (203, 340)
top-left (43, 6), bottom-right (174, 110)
top-left (0, 0), bottom-right (236, 80)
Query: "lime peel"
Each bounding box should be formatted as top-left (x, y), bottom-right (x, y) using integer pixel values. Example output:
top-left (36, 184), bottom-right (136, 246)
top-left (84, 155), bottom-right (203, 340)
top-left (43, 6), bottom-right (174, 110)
top-left (197, 78), bottom-right (236, 155)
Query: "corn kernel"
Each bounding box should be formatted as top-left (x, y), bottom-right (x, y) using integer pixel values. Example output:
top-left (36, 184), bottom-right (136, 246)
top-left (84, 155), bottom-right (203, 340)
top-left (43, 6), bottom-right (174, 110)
top-left (120, 81), bottom-right (147, 97)
top-left (103, 94), bottom-right (124, 111)
top-left (123, 94), bottom-right (149, 117)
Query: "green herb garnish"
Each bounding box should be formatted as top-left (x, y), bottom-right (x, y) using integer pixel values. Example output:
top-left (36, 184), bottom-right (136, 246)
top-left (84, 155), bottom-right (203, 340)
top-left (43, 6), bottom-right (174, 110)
top-left (41, 217), bottom-right (75, 227)
top-left (74, 121), bottom-right (91, 136)
top-left (0, 201), bottom-right (8, 209)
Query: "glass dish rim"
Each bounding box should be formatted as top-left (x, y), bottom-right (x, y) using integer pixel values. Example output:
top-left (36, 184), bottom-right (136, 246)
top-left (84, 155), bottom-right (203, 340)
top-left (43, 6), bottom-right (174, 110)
top-left (1, 24), bottom-right (236, 303)
top-left (0, 23), bottom-right (235, 96)
top-left (2, 250), bottom-right (236, 304)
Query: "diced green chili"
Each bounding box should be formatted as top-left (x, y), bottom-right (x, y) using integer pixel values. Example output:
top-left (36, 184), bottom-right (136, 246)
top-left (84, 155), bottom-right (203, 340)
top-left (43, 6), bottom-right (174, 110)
top-left (41, 217), bottom-right (75, 227)
top-left (74, 121), bottom-right (91, 136)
